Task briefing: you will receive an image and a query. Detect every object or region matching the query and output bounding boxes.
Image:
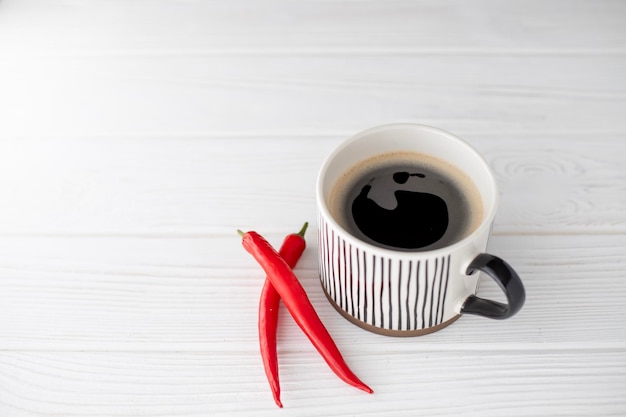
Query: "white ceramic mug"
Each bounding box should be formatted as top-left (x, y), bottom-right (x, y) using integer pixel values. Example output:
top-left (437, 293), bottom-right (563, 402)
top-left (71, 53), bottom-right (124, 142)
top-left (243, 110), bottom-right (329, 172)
top-left (316, 123), bottom-right (525, 336)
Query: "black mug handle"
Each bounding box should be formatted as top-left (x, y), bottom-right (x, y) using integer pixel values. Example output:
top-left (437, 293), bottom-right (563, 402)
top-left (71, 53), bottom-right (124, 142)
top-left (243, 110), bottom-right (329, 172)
top-left (461, 253), bottom-right (525, 319)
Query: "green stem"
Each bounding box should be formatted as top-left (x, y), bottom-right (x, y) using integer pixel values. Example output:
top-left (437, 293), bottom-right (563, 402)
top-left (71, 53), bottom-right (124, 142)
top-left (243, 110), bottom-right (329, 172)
top-left (297, 222), bottom-right (309, 237)
top-left (237, 229), bottom-right (245, 237)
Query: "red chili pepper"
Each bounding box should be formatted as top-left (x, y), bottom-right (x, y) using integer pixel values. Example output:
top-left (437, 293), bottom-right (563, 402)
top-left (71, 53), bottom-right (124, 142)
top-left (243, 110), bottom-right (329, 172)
top-left (259, 222), bottom-right (308, 408)
top-left (239, 228), bottom-right (373, 396)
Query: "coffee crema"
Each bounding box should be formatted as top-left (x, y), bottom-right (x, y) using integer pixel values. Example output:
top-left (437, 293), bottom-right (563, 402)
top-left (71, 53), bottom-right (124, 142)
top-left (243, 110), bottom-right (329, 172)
top-left (328, 151), bottom-right (484, 251)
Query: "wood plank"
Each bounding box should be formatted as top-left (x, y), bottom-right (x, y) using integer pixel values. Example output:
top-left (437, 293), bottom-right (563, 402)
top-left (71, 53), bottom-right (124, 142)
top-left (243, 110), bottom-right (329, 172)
top-left (1, 0), bottom-right (625, 54)
top-left (0, 2), bottom-right (622, 417)
top-left (1, 54), bottom-right (625, 136)
top-left (0, 135), bottom-right (624, 235)
top-left (0, 234), bottom-right (624, 350)
top-left (0, 350), bottom-right (624, 416)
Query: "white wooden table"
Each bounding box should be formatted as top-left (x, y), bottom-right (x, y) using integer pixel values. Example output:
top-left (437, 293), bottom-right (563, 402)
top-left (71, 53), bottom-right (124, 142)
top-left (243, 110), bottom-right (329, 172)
top-left (1, 1), bottom-right (625, 415)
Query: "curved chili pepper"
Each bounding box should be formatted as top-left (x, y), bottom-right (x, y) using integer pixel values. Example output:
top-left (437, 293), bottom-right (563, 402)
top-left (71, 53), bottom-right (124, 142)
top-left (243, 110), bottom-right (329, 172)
top-left (259, 222), bottom-right (308, 408)
top-left (239, 229), bottom-right (373, 395)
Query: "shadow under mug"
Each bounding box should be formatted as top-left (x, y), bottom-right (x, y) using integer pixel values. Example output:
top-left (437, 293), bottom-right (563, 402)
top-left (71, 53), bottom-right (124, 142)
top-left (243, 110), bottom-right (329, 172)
top-left (316, 123), bottom-right (525, 336)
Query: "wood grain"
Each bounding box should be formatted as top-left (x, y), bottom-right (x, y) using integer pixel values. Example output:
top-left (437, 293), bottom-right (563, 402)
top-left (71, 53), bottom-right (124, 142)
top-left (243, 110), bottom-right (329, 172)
top-left (0, 234), bottom-right (624, 351)
top-left (1, 0), bottom-right (625, 53)
top-left (0, 350), bottom-right (624, 416)
top-left (0, 1), bottom-right (624, 416)
top-left (1, 54), bottom-right (625, 136)
top-left (1, 135), bottom-right (624, 235)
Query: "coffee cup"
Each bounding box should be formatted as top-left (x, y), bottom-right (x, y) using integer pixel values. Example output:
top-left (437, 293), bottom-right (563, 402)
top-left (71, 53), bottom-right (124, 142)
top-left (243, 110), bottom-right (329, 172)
top-left (316, 123), bottom-right (525, 336)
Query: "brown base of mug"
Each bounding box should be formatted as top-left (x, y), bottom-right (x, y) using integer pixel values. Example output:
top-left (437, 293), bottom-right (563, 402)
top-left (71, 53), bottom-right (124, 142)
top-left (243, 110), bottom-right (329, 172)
top-left (322, 286), bottom-right (462, 337)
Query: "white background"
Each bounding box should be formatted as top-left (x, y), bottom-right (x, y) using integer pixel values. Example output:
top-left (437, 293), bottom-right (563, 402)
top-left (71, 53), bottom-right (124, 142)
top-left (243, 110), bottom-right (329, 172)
top-left (0, 1), bottom-right (625, 415)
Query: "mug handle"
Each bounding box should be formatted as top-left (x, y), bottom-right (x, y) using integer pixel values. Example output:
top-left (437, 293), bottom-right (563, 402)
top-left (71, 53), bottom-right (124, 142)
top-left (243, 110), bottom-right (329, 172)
top-left (461, 253), bottom-right (525, 319)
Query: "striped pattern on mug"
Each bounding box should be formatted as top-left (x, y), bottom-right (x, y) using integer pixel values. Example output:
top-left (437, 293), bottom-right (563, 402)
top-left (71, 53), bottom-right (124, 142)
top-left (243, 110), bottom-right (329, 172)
top-left (318, 216), bottom-right (454, 332)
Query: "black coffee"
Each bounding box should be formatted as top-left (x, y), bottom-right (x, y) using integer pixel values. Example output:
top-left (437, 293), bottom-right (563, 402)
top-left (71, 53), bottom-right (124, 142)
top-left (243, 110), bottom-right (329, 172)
top-left (329, 152), bottom-right (483, 251)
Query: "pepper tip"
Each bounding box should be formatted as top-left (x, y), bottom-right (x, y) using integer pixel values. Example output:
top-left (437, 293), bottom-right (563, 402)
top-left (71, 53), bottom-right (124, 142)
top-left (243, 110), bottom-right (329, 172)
top-left (272, 393), bottom-right (283, 408)
top-left (356, 382), bottom-right (374, 394)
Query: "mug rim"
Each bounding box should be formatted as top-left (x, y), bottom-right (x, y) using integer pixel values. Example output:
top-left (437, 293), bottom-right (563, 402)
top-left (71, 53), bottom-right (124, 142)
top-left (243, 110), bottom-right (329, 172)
top-left (316, 123), bottom-right (499, 257)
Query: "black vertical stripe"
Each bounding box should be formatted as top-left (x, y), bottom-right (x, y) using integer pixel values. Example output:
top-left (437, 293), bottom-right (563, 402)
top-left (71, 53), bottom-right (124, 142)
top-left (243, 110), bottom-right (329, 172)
top-left (318, 220), bottom-right (322, 280)
top-left (363, 250), bottom-right (369, 324)
top-left (321, 220), bottom-right (328, 290)
top-left (318, 219), bottom-right (322, 281)
top-left (344, 241), bottom-right (350, 313)
top-left (355, 247), bottom-right (361, 321)
top-left (413, 260), bottom-right (420, 330)
top-left (339, 238), bottom-right (346, 310)
top-left (371, 255), bottom-right (377, 326)
top-left (335, 237), bottom-right (339, 309)
top-left (435, 257), bottom-right (449, 324)
top-left (317, 219), bottom-right (322, 282)
top-left (348, 242), bottom-right (354, 317)
top-left (379, 256), bottom-right (384, 328)
top-left (319, 219), bottom-right (325, 287)
top-left (335, 237), bottom-right (341, 308)
top-left (343, 240), bottom-right (350, 311)
top-left (343, 239), bottom-right (348, 313)
top-left (326, 227), bottom-right (332, 299)
top-left (440, 255), bottom-right (451, 324)
top-left (405, 261), bottom-right (412, 331)
top-left (397, 260), bottom-right (403, 330)
top-left (429, 258), bottom-right (439, 328)
top-left (330, 229), bottom-right (337, 301)
top-left (387, 258), bottom-right (393, 330)
top-left (435, 256), bottom-right (445, 325)
top-left (324, 222), bottom-right (331, 295)
top-left (421, 260), bottom-right (429, 329)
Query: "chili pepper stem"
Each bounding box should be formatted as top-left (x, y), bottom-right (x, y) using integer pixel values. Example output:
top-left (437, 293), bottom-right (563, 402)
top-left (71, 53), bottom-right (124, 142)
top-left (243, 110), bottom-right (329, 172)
top-left (297, 222), bottom-right (309, 238)
top-left (237, 229), bottom-right (245, 237)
